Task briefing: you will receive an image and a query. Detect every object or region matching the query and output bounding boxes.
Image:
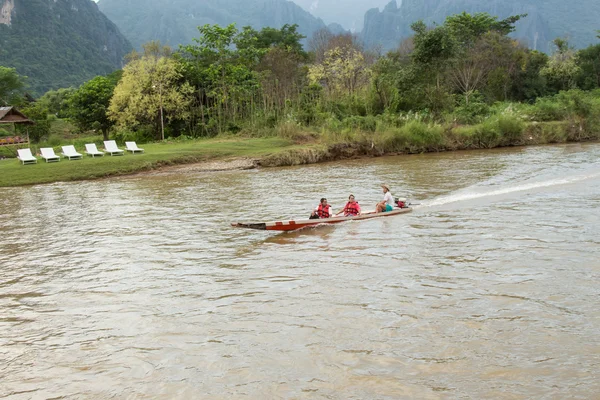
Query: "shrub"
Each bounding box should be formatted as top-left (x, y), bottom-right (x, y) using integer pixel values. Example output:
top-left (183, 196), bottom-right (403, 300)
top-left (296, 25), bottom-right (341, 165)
top-left (452, 93), bottom-right (490, 125)
top-left (557, 89), bottom-right (594, 119)
top-left (497, 114), bottom-right (525, 145)
top-left (531, 97), bottom-right (566, 121)
top-left (275, 121), bottom-right (316, 142)
top-left (380, 121), bottom-right (445, 153)
top-left (0, 146), bottom-right (17, 159)
top-left (342, 116), bottom-right (377, 132)
top-left (474, 118), bottom-right (501, 148)
top-left (540, 122), bottom-right (569, 143)
top-left (113, 127), bottom-right (154, 144)
top-left (451, 125), bottom-right (481, 149)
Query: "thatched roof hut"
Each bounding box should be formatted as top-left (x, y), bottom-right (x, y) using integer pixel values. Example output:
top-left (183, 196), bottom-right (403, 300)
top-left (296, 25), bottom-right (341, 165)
top-left (0, 106), bottom-right (34, 125)
top-left (0, 107), bottom-right (34, 146)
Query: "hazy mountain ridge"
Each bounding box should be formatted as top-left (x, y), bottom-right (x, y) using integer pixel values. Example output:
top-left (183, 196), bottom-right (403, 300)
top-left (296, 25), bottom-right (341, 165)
top-left (0, 0), bottom-right (132, 94)
top-left (98, 0), bottom-right (335, 49)
top-left (361, 0), bottom-right (600, 53)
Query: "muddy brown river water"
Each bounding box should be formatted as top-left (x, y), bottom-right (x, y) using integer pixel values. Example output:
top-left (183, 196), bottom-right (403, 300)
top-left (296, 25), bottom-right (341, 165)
top-left (1, 143), bottom-right (599, 399)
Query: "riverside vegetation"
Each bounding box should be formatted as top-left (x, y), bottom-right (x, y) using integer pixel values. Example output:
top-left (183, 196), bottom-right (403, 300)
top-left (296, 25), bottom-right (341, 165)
top-left (1, 12), bottom-right (600, 187)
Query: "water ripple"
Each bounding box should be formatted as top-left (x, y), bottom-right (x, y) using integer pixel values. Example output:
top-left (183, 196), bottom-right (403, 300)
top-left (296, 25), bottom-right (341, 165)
top-left (0, 143), bottom-right (599, 398)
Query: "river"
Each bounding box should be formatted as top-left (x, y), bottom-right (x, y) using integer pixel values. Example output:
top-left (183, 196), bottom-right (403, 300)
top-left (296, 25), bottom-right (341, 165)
top-left (1, 143), bottom-right (599, 399)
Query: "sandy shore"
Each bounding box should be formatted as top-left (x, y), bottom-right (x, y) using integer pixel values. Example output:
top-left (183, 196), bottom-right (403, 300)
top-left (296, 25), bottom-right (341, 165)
top-left (142, 157), bottom-right (260, 176)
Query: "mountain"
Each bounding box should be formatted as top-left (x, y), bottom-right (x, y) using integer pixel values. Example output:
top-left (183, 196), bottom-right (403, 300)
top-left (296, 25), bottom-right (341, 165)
top-left (361, 0), bottom-right (600, 53)
top-left (97, 0), bottom-right (334, 50)
top-left (291, 0), bottom-right (390, 31)
top-left (0, 0), bottom-right (132, 95)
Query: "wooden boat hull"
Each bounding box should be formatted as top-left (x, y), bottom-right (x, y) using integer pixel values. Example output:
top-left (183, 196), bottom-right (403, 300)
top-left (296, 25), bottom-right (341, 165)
top-left (231, 207), bottom-right (413, 231)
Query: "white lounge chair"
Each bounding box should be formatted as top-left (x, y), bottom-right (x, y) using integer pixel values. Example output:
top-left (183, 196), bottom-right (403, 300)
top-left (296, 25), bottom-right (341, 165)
top-left (17, 148), bottom-right (37, 165)
top-left (40, 147), bottom-right (60, 163)
top-left (62, 145), bottom-right (83, 160)
top-left (125, 141), bottom-right (144, 154)
top-left (103, 140), bottom-right (124, 156)
top-left (85, 143), bottom-right (105, 157)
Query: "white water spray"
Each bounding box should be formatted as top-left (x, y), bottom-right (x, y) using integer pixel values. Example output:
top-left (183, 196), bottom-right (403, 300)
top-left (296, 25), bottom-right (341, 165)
top-left (423, 169), bottom-right (600, 208)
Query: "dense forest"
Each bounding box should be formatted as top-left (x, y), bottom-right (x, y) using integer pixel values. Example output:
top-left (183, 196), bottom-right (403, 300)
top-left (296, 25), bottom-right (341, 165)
top-left (3, 12), bottom-right (600, 155)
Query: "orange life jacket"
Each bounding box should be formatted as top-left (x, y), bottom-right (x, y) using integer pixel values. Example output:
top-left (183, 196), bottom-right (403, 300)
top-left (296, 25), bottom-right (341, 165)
top-left (317, 204), bottom-right (331, 218)
top-left (344, 201), bottom-right (360, 216)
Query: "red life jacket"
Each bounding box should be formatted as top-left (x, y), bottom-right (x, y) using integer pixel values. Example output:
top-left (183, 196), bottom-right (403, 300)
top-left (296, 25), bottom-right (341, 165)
top-left (317, 204), bottom-right (331, 218)
top-left (344, 201), bottom-right (360, 216)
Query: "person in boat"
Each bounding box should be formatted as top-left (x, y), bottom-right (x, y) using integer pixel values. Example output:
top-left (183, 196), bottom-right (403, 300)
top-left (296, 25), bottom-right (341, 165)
top-left (376, 184), bottom-right (395, 213)
top-left (310, 198), bottom-right (333, 219)
top-left (335, 194), bottom-right (361, 217)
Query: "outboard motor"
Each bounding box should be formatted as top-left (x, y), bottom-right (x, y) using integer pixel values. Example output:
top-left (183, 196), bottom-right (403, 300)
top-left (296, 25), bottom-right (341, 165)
top-left (395, 197), bottom-right (408, 208)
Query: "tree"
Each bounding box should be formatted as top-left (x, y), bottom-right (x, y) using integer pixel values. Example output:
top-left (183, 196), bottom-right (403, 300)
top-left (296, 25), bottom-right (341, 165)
top-left (475, 33), bottom-right (527, 102)
top-left (256, 47), bottom-right (304, 113)
top-left (576, 44), bottom-right (600, 90)
top-left (541, 38), bottom-right (581, 92)
top-left (0, 67), bottom-right (25, 106)
top-left (179, 24), bottom-right (261, 134)
top-left (510, 50), bottom-right (549, 101)
top-left (17, 103), bottom-right (51, 143)
top-left (308, 29), bottom-right (363, 64)
top-left (38, 87), bottom-right (76, 118)
top-left (308, 45), bottom-right (371, 97)
top-left (445, 12), bottom-right (525, 48)
top-left (411, 21), bottom-right (457, 89)
top-left (450, 39), bottom-right (492, 105)
top-left (69, 74), bottom-right (120, 140)
top-left (370, 55), bottom-right (403, 112)
top-left (308, 28), bottom-right (334, 63)
top-left (237, 24), bottom-right (306, 59)
top-left (109, 43), bottom-right (193, 139)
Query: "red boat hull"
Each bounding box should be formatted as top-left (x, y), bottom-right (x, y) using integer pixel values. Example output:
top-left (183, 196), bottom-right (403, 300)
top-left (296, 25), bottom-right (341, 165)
top-left (231, 207), bottom-right (413, 231)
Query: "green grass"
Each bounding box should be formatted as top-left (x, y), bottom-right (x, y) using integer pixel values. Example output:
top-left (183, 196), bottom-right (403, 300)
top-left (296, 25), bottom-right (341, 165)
top-left (0, 137), bottom-right (296, 187)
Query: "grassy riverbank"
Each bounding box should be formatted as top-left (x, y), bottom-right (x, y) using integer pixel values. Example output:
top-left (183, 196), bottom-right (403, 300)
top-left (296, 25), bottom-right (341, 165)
top-left (1, 117), bottom-right (598, 187)
top-left (2, 90), bottom-right (600, 187)
top-left (0, 138), bottom-right (299, 187)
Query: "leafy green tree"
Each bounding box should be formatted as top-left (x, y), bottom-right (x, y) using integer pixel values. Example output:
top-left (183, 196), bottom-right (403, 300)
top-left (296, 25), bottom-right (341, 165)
top-left (0, 67), bottom-right (25, 106)
top-left (109, 43), bottom-right (194, 139)
top-left (442, 13), bottom-right (526, 103)
top-left (411, 21), bottom-right (457, 89)
top-left (445, 12), bottom-right (525, 48)
top-left (69, 75), bottom-right (120, 140)
top-left (257, 47), bottom-right (305, 114)
top-left (576, 44), bottom-right (600, 90)
top-left (179, 24), bottom-right (260, 134)
top-left (236, 24), bottom-right (307, 59)
top-left (510, 51), bottom-right (549, 101)
top-left (17, 103), bottom-right (51, 143)
top-left (38, 87), bottom-right (76, 117)
top-left (370, 55), bottom-right (403, 112)
top-left (473, 33), bottom-right (527, 102)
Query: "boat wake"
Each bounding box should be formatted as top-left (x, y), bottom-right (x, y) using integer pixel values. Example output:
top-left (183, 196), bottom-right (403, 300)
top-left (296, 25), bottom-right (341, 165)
top-left (423, 169), bottom-right (600, 208)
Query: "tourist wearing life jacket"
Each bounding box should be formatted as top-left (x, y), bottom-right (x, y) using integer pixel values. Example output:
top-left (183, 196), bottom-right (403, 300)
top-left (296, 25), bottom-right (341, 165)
top-left (310, 198), bottom-right (332, 219)
top-left (376, 184), bottom-right (395, 213)
top-left (335, 194), bottom-right (361, 217)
